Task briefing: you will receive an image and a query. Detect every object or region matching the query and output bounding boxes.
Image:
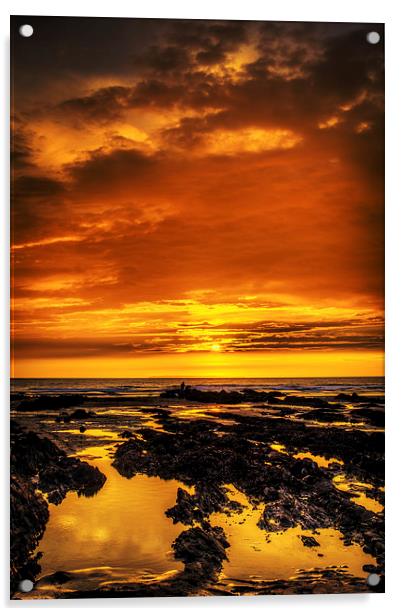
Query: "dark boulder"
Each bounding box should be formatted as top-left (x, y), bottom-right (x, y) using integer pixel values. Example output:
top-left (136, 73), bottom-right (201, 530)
top-left (300, 535), bottom-right (320, 547)
top-left (69, 408), bottom-right (95, 420)
top-left (335, 392), bottom-right (360, 402)
top-left (166, 488), bottom-right (199, 525)
top-left (119, 430), bottom-right (133, 438)
top-left (17, 394), bottom-right (87, 412)
top-left (172, 525), bottom-right (229, 582)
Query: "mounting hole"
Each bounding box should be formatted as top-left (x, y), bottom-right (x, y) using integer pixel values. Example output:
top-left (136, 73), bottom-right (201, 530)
top-left (18, 579), bottom-right (34, 592)
top-left (19, 24), bottom-right (33, 38)
top-left (367, 572), bottom-right (381, 587)
top-left (366, 31), bottom-right (380, 45)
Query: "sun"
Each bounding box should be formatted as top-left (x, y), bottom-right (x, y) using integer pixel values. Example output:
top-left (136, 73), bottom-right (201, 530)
top-left (210, 343), bottom-right (222, 352)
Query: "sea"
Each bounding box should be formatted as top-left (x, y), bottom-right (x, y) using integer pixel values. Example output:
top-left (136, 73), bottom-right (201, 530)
top-left (11, 376), bottom-right (385, 399)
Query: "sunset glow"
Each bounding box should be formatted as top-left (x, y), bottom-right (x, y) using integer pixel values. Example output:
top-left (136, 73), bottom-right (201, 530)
top-left (11, 18), bottom-right (384, 377)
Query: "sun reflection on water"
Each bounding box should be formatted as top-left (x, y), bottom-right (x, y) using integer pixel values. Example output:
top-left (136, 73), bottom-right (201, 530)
top-left (210, 485), bottom-right (376, 582)
top-left (35, 444), bottom-right (187, 589)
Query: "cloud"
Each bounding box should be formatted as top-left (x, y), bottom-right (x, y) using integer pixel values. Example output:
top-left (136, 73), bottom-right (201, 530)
top-left (13, 312), bottom-right (383, 359)
top-left (12, 174), bottom-right (66, 199)
top-left (10, 18), bottom-right (384, 372)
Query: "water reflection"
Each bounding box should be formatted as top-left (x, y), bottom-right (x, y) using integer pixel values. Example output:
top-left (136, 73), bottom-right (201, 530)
top-left (333, 474), bottom-right (383, 514)
top-left (33, 438), bottom-right (379, 595)
top-left (293, 452), bottom-right (343, 468)
top-left (270, 443), bottom-right (287, 454)
top-left (55, 429), bottom-right (121, 440)
top-left (35, 445), bottom-right (187, 590)
top-left (210, 485), bottom-right (376, 582)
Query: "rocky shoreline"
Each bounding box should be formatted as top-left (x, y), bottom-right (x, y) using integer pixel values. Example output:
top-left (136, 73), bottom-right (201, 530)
top-left (10, 385), bottom-right (385, 597)
top-left (112, 409), bottom-right (384, 583)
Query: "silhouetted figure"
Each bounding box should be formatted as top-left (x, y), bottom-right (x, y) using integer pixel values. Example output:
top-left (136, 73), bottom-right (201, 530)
top-left (180, 381), bottom-right (186, 397)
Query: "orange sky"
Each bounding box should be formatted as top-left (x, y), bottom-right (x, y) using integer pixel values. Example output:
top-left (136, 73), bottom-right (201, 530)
top-left (11, 17), bottom-right (384, 377)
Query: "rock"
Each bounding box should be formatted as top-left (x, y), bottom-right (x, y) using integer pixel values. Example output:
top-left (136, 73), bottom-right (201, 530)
top-left (54, 408), bottom-right (95, 424)
top-left (352, 408), bottom-right (385, 427)
top-left (56, 412), bottom-right (72, 423)
top-left (10, 474), bottom-right (49, 592)
top-left (17, 394), bottom-right (87, 412)
top-left (282, 396), bottom-right (342, 410)
top-left (301, 410), bottom-right (346, 423)
top-left (335, 392), bottom-right (360, 402)
top-left (119, 430), bottom-right (133, 438)
top-left (160, 386), bottom-right (343, 410)
top-left (11, 392), bottom-right (25, 401)
top-left (10, 421), bottom-right (106, 594)
top-left (172, 525), bottom-right (230, 581)
top-left (166, 484), bottom-right (243, 525)
top-left (166, 488), bottom-right (199, 525)
top-left (69, 408), bottom-right (95, 420)
top-left (300, 535), bottom-right (320, 547)
top-left (161, 386), bottom-right (283, 405)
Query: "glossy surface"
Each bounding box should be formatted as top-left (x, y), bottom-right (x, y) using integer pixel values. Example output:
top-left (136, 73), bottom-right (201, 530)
top-left (36, 445), bottom-right (186, 588)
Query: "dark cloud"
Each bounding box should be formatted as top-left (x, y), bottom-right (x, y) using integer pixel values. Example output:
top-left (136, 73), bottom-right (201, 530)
top-left (56, 86), bottom-right (130, 125)
top-left (12, 338), bottom-right (137, 359)
top-left (22, 17), bottom-right (383, 167)
top-left (135, 45), bottom-right (191, 72)
top-left (10, 17), bottom-right (384, 371)
top-left (10, 120), bottom-right (37, 170)
top-left (12, 174), bottom-right (66, 199)
top-left (52, 80), bottom-right (191, 126)
top-left (13, 311), bottom-right (383, 359)
top-left (65, 147), bottom-right (158, 192)
top-left (11, 16), bottom-right (169, 100)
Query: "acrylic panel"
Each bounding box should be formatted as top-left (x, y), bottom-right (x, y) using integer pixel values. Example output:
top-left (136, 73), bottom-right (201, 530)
top-left (10, 16), bottom-right (384, 599)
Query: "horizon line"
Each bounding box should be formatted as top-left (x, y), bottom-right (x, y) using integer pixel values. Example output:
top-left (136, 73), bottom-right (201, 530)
top-left (11, 375), bottom-right (385, 380)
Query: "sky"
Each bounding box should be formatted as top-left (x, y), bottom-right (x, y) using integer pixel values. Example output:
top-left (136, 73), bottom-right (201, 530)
top-left (11, 17), bottom-right (384, 377)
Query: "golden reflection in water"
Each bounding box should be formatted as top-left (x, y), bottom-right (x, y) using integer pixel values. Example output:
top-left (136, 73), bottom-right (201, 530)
top-left (293, 452), bottom-right (344, 468)
top-left (56, 429), bottom-right (121, 440)
top-left (333, 475), bottom-right (384, 514)
top-left (32, 432), bottom-right (380, 596)
top-left (270, 443), bottom-right (287, 454)
top-left (210, 485), bottom-right (376, 582)
top-left (35, 445), bottom-right (187, 589)
top-left (271, 443), bottom-right (344, 468)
